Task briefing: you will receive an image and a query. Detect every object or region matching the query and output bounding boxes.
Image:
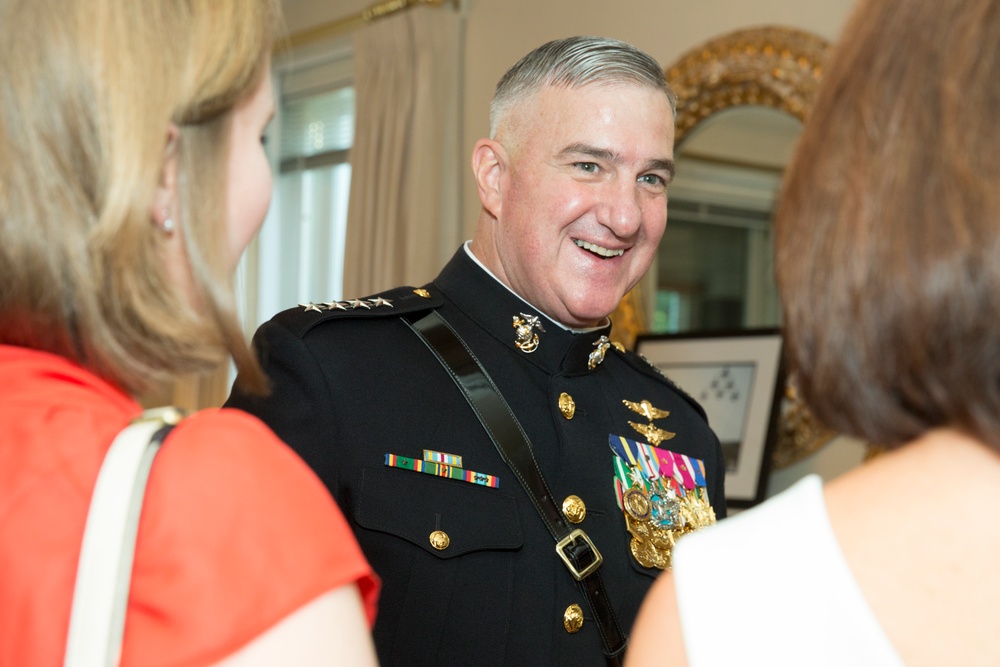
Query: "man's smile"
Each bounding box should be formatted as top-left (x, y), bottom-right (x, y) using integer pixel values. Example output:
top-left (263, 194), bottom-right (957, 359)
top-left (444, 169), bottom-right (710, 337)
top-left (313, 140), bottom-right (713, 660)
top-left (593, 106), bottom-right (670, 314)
top-left (574, 238), bottom-right (625, 258)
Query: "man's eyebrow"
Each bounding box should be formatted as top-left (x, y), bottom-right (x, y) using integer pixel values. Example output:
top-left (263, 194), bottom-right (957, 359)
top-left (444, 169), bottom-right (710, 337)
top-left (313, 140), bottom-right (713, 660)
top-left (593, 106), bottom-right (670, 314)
top-left (558, 142), bottom-right (619, 163)
top-left (649, 158), bottom-right (676, 183)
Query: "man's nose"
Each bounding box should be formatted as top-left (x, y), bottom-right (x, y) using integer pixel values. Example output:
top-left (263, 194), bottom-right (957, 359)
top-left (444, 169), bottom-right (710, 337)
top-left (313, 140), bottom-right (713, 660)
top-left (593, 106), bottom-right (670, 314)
top-left (600, 179), bottom-right (643, 237)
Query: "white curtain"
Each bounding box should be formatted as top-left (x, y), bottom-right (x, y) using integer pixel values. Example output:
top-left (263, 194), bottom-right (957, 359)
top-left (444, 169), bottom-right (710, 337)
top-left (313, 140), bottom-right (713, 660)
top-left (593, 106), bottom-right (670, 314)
top-left (344, 5), bottom-right (463, 297)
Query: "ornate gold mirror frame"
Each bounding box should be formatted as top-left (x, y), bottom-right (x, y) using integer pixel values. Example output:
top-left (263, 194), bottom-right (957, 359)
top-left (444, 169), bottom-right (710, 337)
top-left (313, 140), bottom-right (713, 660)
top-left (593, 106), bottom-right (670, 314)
top-left (667, 26), bottom-right (827, 143)
top-left (613, 26), bottom-right (837, 469)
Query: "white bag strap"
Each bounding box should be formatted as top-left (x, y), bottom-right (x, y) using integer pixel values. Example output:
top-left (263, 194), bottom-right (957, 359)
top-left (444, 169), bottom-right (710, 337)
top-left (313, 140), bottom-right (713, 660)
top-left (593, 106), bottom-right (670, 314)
top-left (64, 407), bottom-right (184, 667)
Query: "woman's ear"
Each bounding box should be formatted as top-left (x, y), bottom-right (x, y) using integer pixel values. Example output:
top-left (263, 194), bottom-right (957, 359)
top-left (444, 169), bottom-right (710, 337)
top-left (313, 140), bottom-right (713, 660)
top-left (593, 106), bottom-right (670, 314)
top-left (472, 138), bottom-right (506, 219)
top-left (150, 123), bottom-right (180, 231)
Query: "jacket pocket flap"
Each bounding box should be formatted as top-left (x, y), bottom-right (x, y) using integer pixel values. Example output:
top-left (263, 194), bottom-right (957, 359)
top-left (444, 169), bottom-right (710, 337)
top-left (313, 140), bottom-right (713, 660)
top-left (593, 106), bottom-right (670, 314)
top-left (354, 466), bottom-right (524, 558)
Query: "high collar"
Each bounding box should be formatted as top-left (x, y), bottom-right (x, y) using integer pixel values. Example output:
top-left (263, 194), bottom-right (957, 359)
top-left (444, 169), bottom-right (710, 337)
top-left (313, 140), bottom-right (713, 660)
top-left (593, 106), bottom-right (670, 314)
top-left (432, 249), bottom-right (614, 376)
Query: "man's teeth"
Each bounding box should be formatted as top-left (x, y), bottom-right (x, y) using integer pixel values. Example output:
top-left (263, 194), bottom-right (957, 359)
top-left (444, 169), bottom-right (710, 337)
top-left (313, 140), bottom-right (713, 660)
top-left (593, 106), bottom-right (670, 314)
top-left (575, 240), bottom-right (624, 258)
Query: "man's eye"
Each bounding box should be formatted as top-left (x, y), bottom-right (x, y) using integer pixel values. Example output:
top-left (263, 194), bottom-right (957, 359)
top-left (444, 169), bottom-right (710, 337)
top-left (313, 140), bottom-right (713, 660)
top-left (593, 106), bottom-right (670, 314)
top-left (639, 174), bottom-right (665, 186)
top-left (575, 162), bottom-right (599, 173)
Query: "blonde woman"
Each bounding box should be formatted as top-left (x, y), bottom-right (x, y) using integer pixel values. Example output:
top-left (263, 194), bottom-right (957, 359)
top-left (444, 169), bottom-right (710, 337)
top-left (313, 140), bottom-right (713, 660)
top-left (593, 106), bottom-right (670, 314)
top-left (0, 0), bottom-right (379, 664)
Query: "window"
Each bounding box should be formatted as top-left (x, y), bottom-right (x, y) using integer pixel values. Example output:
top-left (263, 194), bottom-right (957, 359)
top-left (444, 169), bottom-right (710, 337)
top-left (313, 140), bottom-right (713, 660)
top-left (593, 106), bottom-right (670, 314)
top-left (652, 154), bottom-right (782, 334)
top-left (237, 41), bottom-right (355, 336)
top-left (649, 106), bottom-right (795, 335)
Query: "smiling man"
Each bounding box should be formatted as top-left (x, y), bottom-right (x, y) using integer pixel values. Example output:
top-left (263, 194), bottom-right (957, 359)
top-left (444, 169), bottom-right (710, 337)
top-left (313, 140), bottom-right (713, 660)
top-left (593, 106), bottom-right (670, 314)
top-left (472, 67), bottom-right (676, 328)
top-left (227, 36), bottom-right (726, 667)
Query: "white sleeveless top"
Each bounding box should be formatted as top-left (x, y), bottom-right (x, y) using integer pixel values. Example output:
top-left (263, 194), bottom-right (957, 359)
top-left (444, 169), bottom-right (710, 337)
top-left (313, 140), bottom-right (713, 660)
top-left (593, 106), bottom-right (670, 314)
top-left (672, 474), bottom-right (905, 666)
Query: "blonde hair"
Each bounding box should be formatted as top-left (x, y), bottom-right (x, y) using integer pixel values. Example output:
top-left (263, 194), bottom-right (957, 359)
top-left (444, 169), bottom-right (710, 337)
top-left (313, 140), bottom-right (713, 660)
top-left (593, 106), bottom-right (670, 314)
top-left (0, 0), bottom-right (281, 394)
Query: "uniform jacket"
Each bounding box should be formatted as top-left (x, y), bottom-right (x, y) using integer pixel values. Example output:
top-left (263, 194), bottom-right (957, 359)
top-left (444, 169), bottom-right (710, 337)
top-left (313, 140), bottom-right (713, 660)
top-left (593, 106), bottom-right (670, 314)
top-left (226, 248), bottom-right (727, 667)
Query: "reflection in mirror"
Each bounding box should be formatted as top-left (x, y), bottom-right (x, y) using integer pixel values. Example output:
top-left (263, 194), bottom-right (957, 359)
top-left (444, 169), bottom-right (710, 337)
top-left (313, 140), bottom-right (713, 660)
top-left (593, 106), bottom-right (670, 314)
top-left (651, 107), bottom-right (801, 334)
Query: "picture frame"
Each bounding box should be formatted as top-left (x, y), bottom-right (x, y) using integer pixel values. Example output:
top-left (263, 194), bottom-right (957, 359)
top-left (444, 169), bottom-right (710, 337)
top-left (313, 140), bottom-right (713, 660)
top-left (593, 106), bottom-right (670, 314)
top-left (634, 328), bottom-right (784, 509)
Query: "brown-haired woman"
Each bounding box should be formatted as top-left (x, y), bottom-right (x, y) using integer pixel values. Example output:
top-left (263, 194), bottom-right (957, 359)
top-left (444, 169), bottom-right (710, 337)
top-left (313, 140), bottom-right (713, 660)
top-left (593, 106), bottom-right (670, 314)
top-left (626, 0), bottom-right (1000, 664)
top-left (0, 0), bottom-right (379, 664)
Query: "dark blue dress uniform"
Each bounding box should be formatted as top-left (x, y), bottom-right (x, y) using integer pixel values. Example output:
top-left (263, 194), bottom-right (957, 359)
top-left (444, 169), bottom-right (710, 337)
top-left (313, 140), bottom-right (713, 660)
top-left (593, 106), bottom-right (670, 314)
top-left (225, 248), bottom-right (726, 667)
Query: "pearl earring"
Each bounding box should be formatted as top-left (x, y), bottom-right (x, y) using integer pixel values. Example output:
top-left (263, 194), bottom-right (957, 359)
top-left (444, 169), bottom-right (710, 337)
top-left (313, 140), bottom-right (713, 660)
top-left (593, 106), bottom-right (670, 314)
top-left (161, 209), bottom-right (175, 236)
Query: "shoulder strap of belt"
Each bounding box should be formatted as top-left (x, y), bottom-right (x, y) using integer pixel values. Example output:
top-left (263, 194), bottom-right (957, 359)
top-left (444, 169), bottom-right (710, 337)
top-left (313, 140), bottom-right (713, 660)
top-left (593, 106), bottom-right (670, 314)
top-left (405, 309), bottom-right (627, 666)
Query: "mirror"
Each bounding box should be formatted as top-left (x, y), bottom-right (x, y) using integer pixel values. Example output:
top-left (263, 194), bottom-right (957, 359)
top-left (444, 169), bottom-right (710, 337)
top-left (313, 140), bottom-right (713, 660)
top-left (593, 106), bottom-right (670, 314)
top-left (650, 106), bottom-right (799, 333)
top-left (612, 27), bottom-right (839, 468)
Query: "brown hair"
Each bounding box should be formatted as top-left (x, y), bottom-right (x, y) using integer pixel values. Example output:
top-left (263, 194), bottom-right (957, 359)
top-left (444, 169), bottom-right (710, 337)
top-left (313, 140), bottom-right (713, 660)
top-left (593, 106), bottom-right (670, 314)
top-left (775, 0), bottom-right (1000, 449)
top-left (0, 0), bottom-right (281, 394)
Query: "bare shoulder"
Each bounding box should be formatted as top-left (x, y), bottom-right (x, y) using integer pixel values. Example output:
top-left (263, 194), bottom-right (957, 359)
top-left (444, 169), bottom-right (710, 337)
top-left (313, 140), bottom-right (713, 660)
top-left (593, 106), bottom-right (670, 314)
top-left (210, 586), bottom-right (377, 667)
top-left (824, 430), bottom-right (1000, 666)
top-left (624, 572), bottom-right (688, 667)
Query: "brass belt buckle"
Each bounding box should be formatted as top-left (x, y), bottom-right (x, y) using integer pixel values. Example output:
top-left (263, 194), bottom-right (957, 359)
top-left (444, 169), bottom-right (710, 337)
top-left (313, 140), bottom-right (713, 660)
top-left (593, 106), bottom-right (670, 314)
top-left (556, 528), bottom-right (604, 581)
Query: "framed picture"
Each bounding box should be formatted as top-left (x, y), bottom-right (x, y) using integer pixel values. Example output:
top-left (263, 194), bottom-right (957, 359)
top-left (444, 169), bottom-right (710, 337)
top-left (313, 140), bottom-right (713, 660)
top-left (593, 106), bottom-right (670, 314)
top-left (634, 328), bottom-right (784, 509)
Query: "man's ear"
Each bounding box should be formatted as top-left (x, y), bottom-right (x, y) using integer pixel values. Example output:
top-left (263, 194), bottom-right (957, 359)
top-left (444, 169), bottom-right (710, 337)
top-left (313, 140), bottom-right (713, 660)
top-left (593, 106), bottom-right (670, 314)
top-left (150, 123), bottom-right (180, 228)
top-left (472, 138), bottom-right (506, 219)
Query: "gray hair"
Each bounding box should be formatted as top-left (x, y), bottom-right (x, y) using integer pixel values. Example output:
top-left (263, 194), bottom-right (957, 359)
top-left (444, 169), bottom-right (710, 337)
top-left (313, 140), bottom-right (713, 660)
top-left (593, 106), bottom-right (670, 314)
top-left (489, 36), bottom-right (676, 137)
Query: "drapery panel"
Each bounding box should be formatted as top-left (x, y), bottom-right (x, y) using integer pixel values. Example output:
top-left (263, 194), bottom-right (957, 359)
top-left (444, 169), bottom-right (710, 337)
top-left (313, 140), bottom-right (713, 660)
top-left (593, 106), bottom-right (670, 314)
top-left (343, 6), bottom-right (463, 298)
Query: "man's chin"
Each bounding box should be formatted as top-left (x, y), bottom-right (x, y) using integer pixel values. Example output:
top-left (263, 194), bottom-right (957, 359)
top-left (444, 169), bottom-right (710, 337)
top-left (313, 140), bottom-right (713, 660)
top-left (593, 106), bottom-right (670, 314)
top-left (563, 298), bottom-right (624, 329)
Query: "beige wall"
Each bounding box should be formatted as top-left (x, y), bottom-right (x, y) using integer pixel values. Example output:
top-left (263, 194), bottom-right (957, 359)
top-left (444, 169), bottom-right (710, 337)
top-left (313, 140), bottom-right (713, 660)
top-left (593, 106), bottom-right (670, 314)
top-left (282, 0), bottom-right (371, 34)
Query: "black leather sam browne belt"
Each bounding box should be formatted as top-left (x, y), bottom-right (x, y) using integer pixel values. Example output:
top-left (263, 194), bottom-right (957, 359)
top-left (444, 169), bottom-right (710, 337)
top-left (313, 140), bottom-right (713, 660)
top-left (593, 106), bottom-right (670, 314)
top-left (405, 309), bottom-right (628, 667)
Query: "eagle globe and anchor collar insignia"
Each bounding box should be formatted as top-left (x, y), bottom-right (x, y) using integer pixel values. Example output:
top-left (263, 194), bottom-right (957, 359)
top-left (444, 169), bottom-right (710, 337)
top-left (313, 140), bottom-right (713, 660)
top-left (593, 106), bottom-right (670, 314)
top-left (586, 336), bottom-right (624, 370)
top-left (512, 313), bottom-right (546, 353)
top-left (588, 336), bottom-right (611, 369)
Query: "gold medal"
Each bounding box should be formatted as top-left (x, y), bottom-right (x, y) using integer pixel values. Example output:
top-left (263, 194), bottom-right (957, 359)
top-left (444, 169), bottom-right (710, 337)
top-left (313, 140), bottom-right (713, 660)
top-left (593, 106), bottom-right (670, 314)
top-left (621, 478), bottom-right (682, 570)
top-left (623, 485), bottom-right (651, 521)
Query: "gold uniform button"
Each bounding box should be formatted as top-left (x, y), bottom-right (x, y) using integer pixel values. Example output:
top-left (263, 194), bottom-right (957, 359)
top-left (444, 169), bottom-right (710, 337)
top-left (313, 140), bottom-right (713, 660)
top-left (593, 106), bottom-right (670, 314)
top-left (562, 495), bottom-right (586, 524)
top-left (563, 604), bottom-right (584, 633)
top-left (558, 392), bottom-right (576, 420)
top-left (429, 530), bottom-right (450, 550)
top-left (413, 288), bottom-right (431, 298)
